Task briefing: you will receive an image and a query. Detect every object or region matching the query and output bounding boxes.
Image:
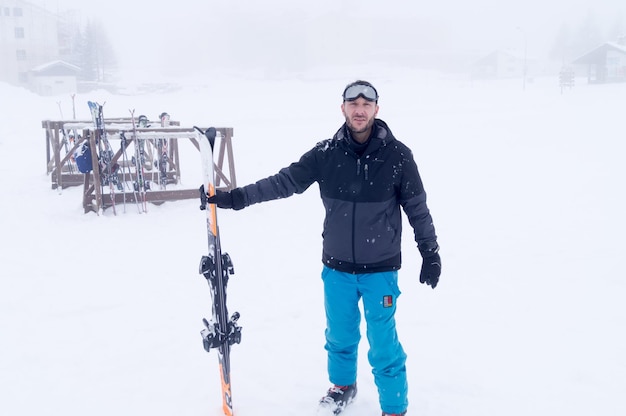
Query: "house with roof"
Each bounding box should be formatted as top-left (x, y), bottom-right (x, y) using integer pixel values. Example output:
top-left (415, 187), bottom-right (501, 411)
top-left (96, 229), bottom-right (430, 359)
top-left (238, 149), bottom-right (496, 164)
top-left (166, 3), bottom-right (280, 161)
top-left (29, 60), bottom-right (80, 95)
top-left (571, 39), bottom-right (626, 83)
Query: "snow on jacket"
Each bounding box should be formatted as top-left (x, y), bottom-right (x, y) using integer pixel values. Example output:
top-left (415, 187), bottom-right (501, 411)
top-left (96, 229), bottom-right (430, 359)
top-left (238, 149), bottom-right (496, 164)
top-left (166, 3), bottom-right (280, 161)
top-left (240, 118), bottom-right (437, 274)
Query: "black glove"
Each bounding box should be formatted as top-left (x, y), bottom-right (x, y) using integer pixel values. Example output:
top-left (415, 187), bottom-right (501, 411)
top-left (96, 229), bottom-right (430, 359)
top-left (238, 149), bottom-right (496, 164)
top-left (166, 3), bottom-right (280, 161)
top-left (207, 188), bottom-right (247, 210)
top-left (419, 242), bottom-right (441, 289)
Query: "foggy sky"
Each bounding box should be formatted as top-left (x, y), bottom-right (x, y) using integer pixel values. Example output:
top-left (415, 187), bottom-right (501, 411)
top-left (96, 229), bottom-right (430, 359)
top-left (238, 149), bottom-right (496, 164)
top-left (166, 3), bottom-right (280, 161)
top-left (43, 0), bottom-right (626, 73)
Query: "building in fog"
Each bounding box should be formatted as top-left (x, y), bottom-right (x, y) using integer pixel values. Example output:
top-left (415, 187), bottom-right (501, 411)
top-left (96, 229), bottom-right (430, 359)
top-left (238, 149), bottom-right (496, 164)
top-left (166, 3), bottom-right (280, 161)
top-left (470, 50), bottom-right (529, 80)
top-left (0, 0), bottom-right (78, 94)
top-left (571, 39), bottom-right (626, 84)
top-left (29, 59), bottom-right (80, 95)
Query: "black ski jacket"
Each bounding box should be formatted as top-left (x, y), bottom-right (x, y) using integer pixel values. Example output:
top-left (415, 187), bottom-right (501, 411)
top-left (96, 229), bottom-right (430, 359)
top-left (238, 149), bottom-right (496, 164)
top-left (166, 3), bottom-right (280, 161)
top-left (240, 119), bottom-right (438, 274)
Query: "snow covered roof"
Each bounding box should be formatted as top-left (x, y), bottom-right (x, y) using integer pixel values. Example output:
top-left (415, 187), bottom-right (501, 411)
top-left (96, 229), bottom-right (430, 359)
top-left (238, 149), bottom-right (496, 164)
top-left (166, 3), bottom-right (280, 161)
top-left (606, 41), bottom-right (626, 53)
top-left (30, 60), bottom-right (81, 76)
top-left (572, 42), bottom-right (626, 65)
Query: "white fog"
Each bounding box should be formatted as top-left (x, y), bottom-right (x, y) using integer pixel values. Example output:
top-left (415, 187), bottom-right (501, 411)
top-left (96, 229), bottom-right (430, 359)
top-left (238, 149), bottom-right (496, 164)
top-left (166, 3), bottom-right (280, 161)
top-left (2, 1), bottom-right (626, 416)
top-left (39, 0), bottom-right (626, 76)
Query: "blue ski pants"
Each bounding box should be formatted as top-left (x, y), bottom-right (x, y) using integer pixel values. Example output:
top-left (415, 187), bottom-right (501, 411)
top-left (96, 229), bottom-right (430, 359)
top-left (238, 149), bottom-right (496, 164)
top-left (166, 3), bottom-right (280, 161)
top-left (321, 266), bottom-right (408, 414)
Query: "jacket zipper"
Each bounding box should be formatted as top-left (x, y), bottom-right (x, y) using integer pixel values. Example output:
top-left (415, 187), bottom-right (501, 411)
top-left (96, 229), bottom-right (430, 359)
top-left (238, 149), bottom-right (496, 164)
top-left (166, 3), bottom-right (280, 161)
top-left (353, 158), bottom-right (362, 263)
top-left (351, 158), bottom-right (369, 262)
top-left (351, 202), bottom-right (356, 263)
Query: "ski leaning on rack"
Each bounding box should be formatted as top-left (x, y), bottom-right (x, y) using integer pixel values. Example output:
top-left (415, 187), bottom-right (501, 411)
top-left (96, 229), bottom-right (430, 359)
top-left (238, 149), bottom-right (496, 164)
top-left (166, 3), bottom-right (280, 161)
top-left (156, 112), bottom-right (170, 190)
top-left (129, 110), bottom-right (148, 213)
top-left (196, 126), bottom-right (242, 416)
top-left (88, 101), bottom-right (120, 215)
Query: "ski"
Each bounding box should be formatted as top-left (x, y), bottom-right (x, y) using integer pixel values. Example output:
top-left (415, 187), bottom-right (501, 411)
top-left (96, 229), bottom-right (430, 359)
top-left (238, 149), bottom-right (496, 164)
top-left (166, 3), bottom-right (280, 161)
top-left (129, 110), bottom-right (148, 213)
top-left (119, 131), bottom-right (140, 213)
top-left (156, 112), bottom-right (170, 190)
top-left (88, 101), bottom-right (120, 215)
top-left (196, 126), bottom-right (242, 416)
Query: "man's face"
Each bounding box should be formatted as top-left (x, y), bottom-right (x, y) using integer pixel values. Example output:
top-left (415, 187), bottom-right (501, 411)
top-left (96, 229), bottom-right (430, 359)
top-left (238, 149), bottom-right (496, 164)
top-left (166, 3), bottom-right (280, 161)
top-left (341, 97), bottom-right (379, 135)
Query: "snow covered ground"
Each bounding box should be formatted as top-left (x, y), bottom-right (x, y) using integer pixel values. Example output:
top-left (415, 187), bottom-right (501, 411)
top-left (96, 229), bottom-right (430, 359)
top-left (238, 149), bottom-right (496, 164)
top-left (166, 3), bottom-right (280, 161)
top-left (1, 67), bottom-right (625, 416)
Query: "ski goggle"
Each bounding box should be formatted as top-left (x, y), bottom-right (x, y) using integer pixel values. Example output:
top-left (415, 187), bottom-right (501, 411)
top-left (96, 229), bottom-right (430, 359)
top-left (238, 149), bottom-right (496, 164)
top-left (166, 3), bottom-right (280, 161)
top-left (343, 83), bottom-right (378, 102)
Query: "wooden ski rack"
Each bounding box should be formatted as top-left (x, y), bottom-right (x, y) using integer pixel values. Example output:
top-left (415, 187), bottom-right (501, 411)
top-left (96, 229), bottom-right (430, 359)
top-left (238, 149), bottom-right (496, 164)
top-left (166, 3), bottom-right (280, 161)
top-left (42, 119), bottom-right (237, 214)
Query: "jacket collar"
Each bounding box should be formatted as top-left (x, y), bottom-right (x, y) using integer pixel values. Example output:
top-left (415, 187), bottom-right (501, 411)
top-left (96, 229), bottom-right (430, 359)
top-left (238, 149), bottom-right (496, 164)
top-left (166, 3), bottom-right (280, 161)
top-left (335, 119), bottom-right (393, 156)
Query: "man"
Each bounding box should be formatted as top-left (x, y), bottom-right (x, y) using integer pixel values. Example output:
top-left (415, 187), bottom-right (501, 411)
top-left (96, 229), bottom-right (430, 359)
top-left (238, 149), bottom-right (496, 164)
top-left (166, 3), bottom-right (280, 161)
top-left (208, 80), bottom-right (441, 416)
